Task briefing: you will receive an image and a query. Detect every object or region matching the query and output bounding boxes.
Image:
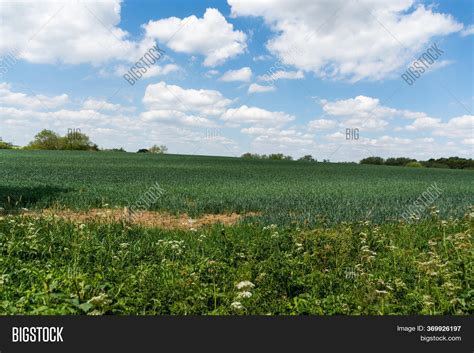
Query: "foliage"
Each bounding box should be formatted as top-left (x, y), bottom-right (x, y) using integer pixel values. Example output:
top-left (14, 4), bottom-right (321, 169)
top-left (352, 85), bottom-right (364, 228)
top-left (149, 145), bottom-right (168, 154)
top-left (102, 148), bottom-right (126, 152)
top-left (0, 140), bottom-right (13, 149)
top-left (298, 155), bottom-right (317, 163)
top-left (361, 156), bottom-right (474, 169)
top-left (241, 152), bottom-right (293, 160)
top-left (25, 129), bottom-right (98, 151)
top-left (406, 161), bottom-right (423, 168)
top-left (0, 212), bottom-right (472, 315)
top-left (241, 153), bottom-right (261, 159)
top-left (385, 157), bottom-right (414, 167)
top-left (360, 156), bottom-right (385, 165)
top-left (422, 157), bottom-right (474, 170)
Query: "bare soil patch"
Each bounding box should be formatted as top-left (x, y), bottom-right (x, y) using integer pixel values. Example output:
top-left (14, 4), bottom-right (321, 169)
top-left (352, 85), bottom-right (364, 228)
top-left (30, 208), bottom-right (257, 230)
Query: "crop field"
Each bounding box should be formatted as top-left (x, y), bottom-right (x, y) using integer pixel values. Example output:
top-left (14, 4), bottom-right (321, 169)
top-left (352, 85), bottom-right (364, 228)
top-left (0, 150), bottom-right (473, 224)
top-left (0, 150), bottom-right (473, 315)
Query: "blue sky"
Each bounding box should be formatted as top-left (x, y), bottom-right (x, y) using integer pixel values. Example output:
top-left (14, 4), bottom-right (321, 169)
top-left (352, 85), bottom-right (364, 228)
top-left (0, 0), bottom-right (472, 161)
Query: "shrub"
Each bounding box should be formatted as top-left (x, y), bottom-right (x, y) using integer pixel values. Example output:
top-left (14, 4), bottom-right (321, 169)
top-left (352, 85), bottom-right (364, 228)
top-left (0, 140), bottom-right (13, 149)
top-left (149, 144), bottom-right (168, 154)
top-left (298, 155), bottom-right (317, 163)
top-left (26, 129), bottom-right (98, 151)
top-left (385, 157), bottom-right (414, 166)
top-left (360, 156), bottom-right (384, 165)
top-left (406, 161), bottom-right (423, 168)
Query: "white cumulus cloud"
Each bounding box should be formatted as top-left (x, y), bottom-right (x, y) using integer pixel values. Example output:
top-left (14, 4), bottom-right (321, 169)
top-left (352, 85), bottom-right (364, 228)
top-left (228, 0), bottom-right (463, 81)
top-left (220, 67), bottom-right (252, 82)
top-left (144, 8), bottom-right (247, 66)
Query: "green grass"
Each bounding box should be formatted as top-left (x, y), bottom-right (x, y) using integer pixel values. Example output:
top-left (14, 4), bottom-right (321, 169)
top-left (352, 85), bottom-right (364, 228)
top-left (0, 150), bottom-right (473, 225)
top-left (0, 213), bottom-right (472, 315)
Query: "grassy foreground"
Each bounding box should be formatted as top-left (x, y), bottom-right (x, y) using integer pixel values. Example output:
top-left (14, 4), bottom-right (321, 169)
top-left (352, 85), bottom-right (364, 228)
top-left (1, 212), bottom-right (472, 315)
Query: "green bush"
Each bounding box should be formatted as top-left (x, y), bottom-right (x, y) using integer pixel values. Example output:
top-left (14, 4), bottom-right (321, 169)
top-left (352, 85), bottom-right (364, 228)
top-left (25, 129), bottom-right (98, 151)
top-left (405, 161), bottom-right (423, 168)
top-left (360, 156), bottom-right (384, 165)
top-left (0, 140), bottom-right (13, 149)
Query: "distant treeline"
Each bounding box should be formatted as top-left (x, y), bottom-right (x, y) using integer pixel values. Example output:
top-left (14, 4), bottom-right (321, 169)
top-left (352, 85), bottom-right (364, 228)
top-left (241, 153), bottom-right (332, 163)
top-left (360, 156), bottom-right (474, 169)
top-left (0, 130), bottom-right (167, 154)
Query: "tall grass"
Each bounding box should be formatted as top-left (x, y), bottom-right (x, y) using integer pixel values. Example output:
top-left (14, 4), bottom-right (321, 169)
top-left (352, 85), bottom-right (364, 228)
top-left (1, 211), bottom-right (471, 315)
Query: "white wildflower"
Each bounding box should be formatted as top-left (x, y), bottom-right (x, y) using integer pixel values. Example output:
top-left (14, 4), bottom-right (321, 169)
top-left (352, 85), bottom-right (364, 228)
top-left (231, 301), bottom-right (244, 310)
top-left (236, 281), bottom-right (255, 290)
top-left (237, 291), bottom-right (252, 299)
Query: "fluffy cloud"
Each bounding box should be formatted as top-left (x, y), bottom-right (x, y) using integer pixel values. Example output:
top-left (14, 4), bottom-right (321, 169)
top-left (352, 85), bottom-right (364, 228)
top-left (82, 99), bottom-right (134, 112)
top-left (258, 70), bottom-right (304, 81)
top-left (0, 0), bottom-right (141, 64)
top-left (0, 2), bottom-right (247, 68)
top-left (0, 86), bottom-right (233, 154)
top-left (229, 0), bottom-right (463, 81)
top-left (315, 95), bottom-right (473, 147)
top-left (248, 83), bottom-right (275, 93)
top-left (308, 119), bottom-right (338, 130)
top-left (242, 126), bottom-right (314, 146)
top-left (113, 63), bottom-right (180, 78)
top-left (0, 82), bottom-right (69, 110)
top-left (221, 105), bottom-right (294, 125)
top-left (220, 67), bottom-right (252, 82)
top-left (140, 110), bottom-right (216, 127)
top-left (144, 8), bottom-right (247, 66)
top-left (143, 81), bottom-right (232, 115)
top-left (319, 95), bottom-right (397, 131)
top-left (406, 114), bottom-right (474, 139)
top-left (461, 24), bottom-right (474, 37)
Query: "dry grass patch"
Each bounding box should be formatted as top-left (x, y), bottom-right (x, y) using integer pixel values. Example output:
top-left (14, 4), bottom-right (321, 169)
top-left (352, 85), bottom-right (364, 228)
top-left (30, 208), bottom-right (256, 230)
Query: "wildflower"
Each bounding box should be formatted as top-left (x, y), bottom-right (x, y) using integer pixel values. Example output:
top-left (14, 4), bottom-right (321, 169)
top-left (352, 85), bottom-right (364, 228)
top-left (263, 224), bottom-right (277, 230)
top-left (231, 301), bottom-right (244, 310)
top-left (237, 291), bottom-right (252, 299)
top-left (375, 289), bottom-right (388, 294)
top-left (236, 281), bottom-right (255, 290)
top-left (88, 293), bottom-right (110, 306)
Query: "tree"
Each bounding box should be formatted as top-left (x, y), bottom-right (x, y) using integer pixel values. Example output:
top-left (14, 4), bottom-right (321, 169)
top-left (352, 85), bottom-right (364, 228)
top-left (27, 129), bottom-right (63, 150)
top-left (405, 161), bottom-right (423, 168)
top-left (137, 149), bottom-right (149, 153)
top-left (268, 153), bottom-right (285, 160)
top-left (360, 156), bottom-right (384, 165)
top-left (63, 131), bottom-right (98, 151)
top-left (0, 138), bottom-right (13, 149)
top-left (149, 144), bottom-right (168, 154)
top-left (102, 147), bottom-right (126, 152)
top-left (298, 155), bottom-right (316, 162)
top-left (26, 129), bottom-right (98, 151)
top-left (241, 153), bottom-right (263, 159)
top-left (385, 157), bottom-right (414, 167)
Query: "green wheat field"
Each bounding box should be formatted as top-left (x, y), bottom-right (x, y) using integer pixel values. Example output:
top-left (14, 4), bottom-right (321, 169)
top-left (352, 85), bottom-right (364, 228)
top-left (0, 150), bottom-right (472, 314)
